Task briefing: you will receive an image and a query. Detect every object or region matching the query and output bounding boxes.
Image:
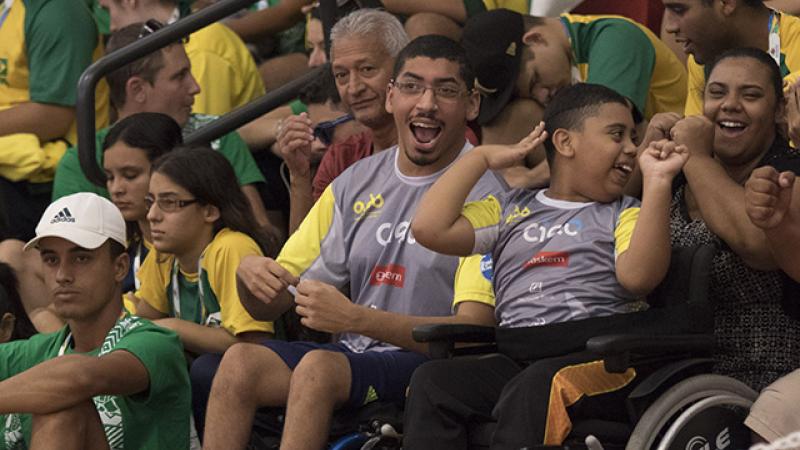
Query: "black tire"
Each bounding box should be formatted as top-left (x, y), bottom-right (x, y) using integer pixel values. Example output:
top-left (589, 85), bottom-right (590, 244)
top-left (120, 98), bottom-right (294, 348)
top-left (626, 374), bottom-right (758, 450)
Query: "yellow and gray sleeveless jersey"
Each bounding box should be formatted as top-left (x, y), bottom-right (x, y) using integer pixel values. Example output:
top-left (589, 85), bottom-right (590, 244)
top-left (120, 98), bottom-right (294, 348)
top-left (277, 143), bottom-right (508, 352)
top-left (455, 189), bottom-right (643, 328)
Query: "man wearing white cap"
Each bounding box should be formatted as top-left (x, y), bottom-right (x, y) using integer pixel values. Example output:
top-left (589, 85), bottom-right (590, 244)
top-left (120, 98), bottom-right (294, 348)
top-left (0, 193), bottom-right (191, 450)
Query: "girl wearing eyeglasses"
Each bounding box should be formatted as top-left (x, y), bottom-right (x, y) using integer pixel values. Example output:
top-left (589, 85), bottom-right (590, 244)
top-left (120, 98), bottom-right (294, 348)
top-left (132, 147), bottom-right (278, 354)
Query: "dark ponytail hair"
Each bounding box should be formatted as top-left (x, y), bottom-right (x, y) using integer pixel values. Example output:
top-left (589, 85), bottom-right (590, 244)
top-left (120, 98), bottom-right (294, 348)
top-left (151, 147), bottom-right (278, 256)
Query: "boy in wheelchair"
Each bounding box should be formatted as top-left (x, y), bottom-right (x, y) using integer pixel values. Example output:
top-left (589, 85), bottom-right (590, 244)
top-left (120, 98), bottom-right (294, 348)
top-left (406, 83), bottom-right (689, 448)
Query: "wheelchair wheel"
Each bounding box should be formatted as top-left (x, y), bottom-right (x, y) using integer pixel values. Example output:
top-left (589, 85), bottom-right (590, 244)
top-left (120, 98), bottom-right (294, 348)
top-left (626, 374), bottom-right (757, 450)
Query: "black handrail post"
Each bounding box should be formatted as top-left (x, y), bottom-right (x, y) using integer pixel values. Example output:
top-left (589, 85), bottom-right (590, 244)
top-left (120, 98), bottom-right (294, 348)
top-left (76, 0), bottom-right (260, 186)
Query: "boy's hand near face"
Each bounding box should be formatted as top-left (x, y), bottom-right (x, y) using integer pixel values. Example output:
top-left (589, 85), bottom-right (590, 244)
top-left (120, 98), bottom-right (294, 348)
top-left (639, 139), bottom-right (689, 182)
top-left (478, 122), bottom-right (548, 170)
top-left (412, 123), bottom-right (548, 256)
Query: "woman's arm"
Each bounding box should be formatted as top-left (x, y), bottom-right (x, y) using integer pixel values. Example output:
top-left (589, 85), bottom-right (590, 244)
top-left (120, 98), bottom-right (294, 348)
top-left (672, 116), bottom-right (778, 269)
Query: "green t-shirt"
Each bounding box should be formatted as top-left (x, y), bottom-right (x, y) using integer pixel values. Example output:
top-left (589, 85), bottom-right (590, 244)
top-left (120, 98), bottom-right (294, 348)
top-left (51, 114), bottom-right (266, 200)
top-left (0, 0), bottom-right (98, 108)
top-left (561, 14), bottom-right (687, 121)
top-left (0, 316), bottom-right (191, 450)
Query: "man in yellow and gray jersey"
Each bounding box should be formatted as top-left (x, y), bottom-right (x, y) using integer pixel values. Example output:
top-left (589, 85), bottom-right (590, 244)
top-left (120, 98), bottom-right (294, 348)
top-left (201, 35), bottom-right (509, 450)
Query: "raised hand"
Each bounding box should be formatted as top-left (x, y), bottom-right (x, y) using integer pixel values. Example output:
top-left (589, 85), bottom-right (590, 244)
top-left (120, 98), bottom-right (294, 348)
top-left (670, 115), bottom-right (714, 159)
top-left (638, 139), bottom-right (689, 181)
top-left (277, 113), bottom-right (315, 177)
top-left (745, 166), bottom-right (796, 229)
top-left (479, 122), bottom-right (548, 171)
top-left (639, 112), bottom-right (682, 149)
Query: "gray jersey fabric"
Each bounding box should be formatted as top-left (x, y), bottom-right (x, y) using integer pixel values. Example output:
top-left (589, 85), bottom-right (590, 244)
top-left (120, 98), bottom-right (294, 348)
top-left (466, 189), bottom-right (644, 328)
top-left (278, 142), bottom-right (507, 352)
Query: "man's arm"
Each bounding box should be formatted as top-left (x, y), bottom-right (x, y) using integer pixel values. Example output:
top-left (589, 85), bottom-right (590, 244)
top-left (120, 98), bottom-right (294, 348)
top-left (616, 140), bottom-right (688, 296)
top-left (294, 279), bottom-right (495, 354)
top-left (381, 0), bottom-right (468, 23)
top-left (413, 123), bottom-right (547, 256)
top-left (236, 255), bottom-right (298, 321)
top-left (0, 103), bottom-right (74, 143)
top-left (224, 0), bottom-right (312, 43)
top-left (0, 351), bottom-right (148, 415)
top-left (273, 113), bottom-right (317, 233)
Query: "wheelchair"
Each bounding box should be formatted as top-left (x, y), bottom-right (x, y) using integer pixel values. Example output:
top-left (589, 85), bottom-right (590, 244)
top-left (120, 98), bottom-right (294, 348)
top-left (326, 244), bottom-right (759, 450)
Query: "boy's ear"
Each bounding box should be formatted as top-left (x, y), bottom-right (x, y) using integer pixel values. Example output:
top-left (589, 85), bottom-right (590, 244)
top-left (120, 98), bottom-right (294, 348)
top-left (551, 128), bottom-right (575, 159)
top-left (0, 313), bottom-right (15, 343)
top-left (522, 28), bottom-right (546, 46)
top-left (718, 0), bottom-right (737, 16)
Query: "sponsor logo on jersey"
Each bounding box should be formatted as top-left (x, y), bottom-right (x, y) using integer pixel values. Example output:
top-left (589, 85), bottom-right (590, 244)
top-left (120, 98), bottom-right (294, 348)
top-left (480, 254), bottom-right (493, 281)
top-left (376, 220), bottom-right (416, 246)
top-left (523, 219), bottom-right (581, 243)
top-left (522, 251), bottom-right (569, 269)
top-left (353, 193), bottom-right (384, 221)
top-left (504, 205), bottom-right (531, 224)
top-left (369, 264), bottom-right (405, 287)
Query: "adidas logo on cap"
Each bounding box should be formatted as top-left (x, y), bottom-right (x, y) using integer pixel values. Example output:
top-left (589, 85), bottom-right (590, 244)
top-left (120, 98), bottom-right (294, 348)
top-left (50, 207), bottom-right (76, 224)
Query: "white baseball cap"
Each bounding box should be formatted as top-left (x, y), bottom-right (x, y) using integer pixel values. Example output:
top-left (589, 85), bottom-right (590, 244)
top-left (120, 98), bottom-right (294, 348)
top-left (24, 193), bottom-right (127, 251)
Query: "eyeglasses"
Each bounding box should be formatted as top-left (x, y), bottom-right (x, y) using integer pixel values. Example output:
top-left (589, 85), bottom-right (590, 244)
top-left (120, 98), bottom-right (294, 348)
top-left (391, 80), bottom-right (470, 101)
top-left (313, 114), bottom-right (354, 146)
top-left (144, 195), bottom-right (199, 212)
top-left (138, 19), bottom-right (189, 44)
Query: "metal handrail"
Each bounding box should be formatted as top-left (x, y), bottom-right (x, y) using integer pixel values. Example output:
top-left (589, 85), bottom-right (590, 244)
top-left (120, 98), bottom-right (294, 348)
top-left (184, 64), bottom-right (329, 146)
top-left (76, 0), bottom-right (263, 186)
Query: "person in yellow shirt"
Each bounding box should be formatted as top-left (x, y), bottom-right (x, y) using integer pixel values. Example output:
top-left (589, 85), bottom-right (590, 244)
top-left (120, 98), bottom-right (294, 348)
top-left (662, 0), bottom-right (800, 116)
top-left (99, 0), bottom-right (265, 116)
top-left (132, 147), bottom-right (276, 355)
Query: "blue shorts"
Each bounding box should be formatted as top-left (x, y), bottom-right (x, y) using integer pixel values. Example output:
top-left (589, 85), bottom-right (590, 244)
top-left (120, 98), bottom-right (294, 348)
top-left (262, 340), bottom-right (429, 409)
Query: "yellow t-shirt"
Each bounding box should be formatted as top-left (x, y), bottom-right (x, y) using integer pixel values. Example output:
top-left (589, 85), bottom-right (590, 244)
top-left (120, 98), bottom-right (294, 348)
top-left (0, 0), bottom-right (109, 182)
top-left (186, 23), bottom-right (265, 116)
top-left (685, 11), bottom-right (800, 116)
top-left (134, 228), bottom-right (273, 335)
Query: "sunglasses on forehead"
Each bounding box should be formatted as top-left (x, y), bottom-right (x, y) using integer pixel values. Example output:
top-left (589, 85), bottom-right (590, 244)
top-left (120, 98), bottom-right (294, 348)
top-left (313, 114), bottom-right (354, 146)
top-left (138, 19), bottom-right (190, 44)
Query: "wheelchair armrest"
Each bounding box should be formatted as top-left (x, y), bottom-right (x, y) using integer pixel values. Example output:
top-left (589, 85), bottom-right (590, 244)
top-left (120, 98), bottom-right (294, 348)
top-left (412, 324), bottom-right (496, 359)
top-left (586, 333), bottom-right (716, 373)
top-left (412, 323), bottom-right (496, 343)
